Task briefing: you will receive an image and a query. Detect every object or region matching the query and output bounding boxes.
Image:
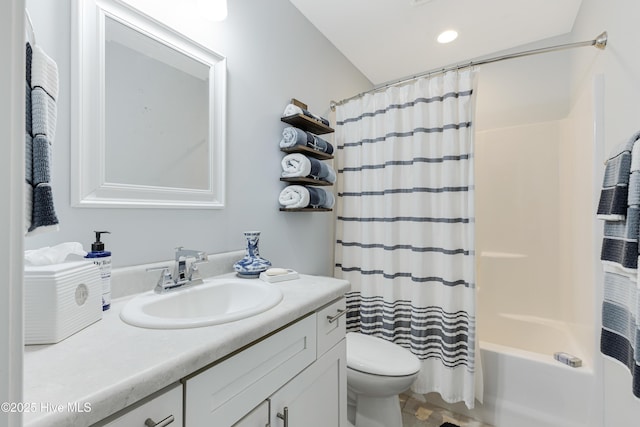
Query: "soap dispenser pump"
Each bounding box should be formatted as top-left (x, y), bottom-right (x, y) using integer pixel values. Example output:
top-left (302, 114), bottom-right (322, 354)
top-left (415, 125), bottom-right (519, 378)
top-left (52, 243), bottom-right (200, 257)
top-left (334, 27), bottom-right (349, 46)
top-left (86, 231), bottom-right (112, 311)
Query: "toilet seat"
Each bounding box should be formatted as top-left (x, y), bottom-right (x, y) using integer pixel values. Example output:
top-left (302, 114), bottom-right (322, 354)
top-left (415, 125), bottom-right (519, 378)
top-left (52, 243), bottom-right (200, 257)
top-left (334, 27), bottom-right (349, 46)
top-left (346, 332), bottom-right (421, 377)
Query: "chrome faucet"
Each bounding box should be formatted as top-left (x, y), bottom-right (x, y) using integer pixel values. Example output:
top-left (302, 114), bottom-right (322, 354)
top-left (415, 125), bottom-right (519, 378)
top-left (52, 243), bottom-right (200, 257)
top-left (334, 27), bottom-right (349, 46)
top-left (173, 247), bottom-right (207, 286)
top-left (147, 247), bottom-right (208, 293)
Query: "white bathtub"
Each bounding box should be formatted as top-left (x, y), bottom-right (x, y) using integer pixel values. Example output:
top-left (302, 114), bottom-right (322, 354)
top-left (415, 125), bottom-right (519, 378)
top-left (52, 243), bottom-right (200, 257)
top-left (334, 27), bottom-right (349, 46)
top-left (422, 313), bottom-right (600, 427)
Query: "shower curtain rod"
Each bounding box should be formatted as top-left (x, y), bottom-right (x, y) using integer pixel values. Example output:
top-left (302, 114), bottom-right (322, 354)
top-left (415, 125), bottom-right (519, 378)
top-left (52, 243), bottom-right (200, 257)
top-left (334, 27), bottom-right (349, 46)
top-left (330, 31), bottom-right (608, 111)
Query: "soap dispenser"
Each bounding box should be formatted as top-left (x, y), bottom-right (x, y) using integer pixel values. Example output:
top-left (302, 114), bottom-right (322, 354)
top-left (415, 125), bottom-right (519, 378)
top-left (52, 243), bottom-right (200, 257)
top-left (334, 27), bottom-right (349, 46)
top-left (86, 231), bottom-right (112, 311)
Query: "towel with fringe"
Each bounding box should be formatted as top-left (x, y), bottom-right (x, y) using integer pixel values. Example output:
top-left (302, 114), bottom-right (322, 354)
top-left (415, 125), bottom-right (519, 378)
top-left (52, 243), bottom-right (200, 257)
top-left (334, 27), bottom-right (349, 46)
top-left (282, 103), bottom-right (330, 127)
top-left (598, 130), bottom-right (640, 398)
top-left (281, 153), bottom-right (336, 183)
top-left (280, 126), bottom-right (334, 154)
top-left (278, 185), bottom-right (335, 209)
top-left (26, 42), bottom-right (59, 235)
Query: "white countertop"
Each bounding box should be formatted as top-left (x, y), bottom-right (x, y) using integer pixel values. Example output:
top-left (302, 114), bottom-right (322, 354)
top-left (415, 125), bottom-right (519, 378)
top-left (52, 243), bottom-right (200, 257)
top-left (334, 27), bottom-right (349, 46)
top-left (23, 273), bottom-right (350, 427)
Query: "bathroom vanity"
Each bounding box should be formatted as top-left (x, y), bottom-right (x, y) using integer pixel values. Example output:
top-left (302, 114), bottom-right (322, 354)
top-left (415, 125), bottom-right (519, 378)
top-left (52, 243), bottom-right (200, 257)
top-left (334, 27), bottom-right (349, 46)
top-left (23, 272), bottom-right (349, 427)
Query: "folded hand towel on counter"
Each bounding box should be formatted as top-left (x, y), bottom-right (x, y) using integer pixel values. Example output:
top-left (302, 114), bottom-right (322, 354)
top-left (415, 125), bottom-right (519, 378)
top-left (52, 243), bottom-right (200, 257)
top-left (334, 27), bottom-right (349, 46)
top-left (281, 153), bottom-right (336, 183)
top-left (280, 126), bottom-right (334, 154)
top-left (279, 185), bottom-right (335, 209)
top-left (282, 103), bottom-right (330, 127)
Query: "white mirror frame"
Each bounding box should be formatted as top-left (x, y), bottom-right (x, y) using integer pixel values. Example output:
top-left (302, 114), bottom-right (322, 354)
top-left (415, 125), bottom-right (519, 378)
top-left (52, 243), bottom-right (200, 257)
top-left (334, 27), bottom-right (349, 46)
top-left (71, 0), bottom-right (226, 209)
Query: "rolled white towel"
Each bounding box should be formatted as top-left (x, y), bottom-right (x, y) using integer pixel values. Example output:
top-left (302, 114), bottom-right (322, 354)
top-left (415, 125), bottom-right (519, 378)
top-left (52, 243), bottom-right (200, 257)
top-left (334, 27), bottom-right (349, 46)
top-left (282, 103), bottom-right (330, 127)
top-left (279, 185), bottom-right (335, 209)
top-left (283, 103), bottom-right (304, 117)
top-left (280, 126), bottom-right (334, 154)
top-left (280, 126), bottom-right (305, 148)
top-left (279, 185), bottom-right (310, 209)
top-left (281, 153), bottom-right (312, 178)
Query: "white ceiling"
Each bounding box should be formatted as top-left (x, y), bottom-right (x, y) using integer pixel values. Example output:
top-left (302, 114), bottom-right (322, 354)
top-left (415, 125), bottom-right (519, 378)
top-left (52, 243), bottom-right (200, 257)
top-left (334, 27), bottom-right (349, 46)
top-left (289, 0), bottom-right (583, 85)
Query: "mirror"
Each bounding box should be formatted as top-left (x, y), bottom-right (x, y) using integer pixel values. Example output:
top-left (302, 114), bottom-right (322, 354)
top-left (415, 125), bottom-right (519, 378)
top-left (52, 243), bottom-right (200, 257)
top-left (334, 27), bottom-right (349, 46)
top-left (71, 0), bottom-right (226, 208)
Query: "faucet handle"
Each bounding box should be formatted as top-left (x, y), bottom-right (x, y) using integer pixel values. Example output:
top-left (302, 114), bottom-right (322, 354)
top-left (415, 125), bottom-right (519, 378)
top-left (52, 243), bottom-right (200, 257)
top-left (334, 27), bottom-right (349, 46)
top-left (146, 266), bottom-right (175, 292)
top-left (174, 247), bottom-right (208, 263)
top-left (193, 252), bottom-right (208, 263)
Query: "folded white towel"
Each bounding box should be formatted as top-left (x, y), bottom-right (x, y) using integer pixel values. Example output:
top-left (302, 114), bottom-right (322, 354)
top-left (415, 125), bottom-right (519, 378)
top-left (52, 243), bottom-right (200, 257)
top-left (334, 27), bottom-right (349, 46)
top-left (279, 185), bottom-right (309, 209)
top-left (281, 153), bottom-right (312, 178)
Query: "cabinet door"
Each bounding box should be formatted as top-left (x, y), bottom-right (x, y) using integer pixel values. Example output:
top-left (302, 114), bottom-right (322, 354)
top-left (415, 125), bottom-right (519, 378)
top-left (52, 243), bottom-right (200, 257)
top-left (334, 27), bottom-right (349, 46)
top-left (232, 401), bottom-right (269, 427)
top-left (269, 339), bottom-right (347, 427)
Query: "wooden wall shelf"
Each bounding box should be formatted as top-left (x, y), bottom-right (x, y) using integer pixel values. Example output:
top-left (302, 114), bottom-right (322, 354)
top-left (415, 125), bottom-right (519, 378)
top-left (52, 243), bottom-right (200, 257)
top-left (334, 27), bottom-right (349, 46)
top-left (279, 207), bottom-right (333, 212)
top-left (281, 114), bottom-right (334, 135)
top-left (280, 145), bottom-right (333, 160)
top-left (280, 177), bottom-right (333, 186)
top-left (279, 98), bottom-right (335, 213)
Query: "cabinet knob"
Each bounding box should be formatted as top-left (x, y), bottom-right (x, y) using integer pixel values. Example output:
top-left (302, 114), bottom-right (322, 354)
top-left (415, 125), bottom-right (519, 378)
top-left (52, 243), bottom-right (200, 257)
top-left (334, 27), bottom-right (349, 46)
top-left (276, 407), bottom-right (289, 427)
top-left (144, 414), bottom-right (174, 427)
top-left (326, 309), bottom-right (347, 324)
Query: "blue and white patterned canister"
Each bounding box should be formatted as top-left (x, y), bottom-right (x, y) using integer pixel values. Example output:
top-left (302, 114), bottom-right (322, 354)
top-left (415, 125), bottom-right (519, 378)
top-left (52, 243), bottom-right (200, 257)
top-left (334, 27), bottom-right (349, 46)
top-left (233, 231), bottom-right (271, 277)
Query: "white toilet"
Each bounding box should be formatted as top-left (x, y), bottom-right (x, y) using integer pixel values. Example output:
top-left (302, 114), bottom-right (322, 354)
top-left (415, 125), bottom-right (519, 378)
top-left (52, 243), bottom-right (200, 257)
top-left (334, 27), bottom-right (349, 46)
top-left (346, 332), bottom-right (421, 427)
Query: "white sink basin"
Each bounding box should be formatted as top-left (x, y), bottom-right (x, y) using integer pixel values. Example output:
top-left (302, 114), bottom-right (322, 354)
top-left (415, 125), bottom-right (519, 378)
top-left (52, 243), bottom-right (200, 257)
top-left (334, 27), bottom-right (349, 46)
top-left (120, 277), bottom-right (283, 329)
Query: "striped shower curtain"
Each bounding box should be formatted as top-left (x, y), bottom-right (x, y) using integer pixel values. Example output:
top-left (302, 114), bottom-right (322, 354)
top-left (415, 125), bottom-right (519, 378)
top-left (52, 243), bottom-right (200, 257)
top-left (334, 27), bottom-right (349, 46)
top-left (334, 69), bottom-right (481, 408)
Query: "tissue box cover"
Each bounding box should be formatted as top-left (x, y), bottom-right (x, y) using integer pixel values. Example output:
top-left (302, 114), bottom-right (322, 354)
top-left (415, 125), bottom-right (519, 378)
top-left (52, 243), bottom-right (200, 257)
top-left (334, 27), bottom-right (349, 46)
top-left (24, 261), bottom-right (102, 345)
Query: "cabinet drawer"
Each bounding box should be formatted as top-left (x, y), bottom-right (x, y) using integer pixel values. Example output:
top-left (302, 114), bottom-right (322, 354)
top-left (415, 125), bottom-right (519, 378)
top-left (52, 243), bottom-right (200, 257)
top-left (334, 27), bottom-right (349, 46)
top-left (185, 315), bottom-right (316, 427)
top-left (316, 297), bottom-right (346, 356)
top-left (99, 383), bottom-right (182, 427)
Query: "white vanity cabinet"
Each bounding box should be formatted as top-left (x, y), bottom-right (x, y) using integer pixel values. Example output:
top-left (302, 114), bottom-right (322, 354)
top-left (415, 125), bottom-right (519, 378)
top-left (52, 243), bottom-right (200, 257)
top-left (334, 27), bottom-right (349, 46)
top-left (184, 297), bottom-right (347, 427)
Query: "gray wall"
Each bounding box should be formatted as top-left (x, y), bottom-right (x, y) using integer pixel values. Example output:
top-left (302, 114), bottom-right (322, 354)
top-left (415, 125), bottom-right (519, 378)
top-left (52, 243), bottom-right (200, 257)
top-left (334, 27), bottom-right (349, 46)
top-left (24, 0), bottom-right (371, 273)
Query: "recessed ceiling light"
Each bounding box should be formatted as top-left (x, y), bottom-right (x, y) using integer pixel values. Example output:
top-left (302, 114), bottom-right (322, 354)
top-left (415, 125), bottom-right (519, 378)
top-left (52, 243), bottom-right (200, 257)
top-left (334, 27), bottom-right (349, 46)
top-left (437, 30), bottom-right (458, 44)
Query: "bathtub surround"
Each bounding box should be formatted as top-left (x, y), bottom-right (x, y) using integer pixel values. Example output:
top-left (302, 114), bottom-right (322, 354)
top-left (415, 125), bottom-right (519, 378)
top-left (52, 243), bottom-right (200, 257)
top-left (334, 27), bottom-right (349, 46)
top-left (335, 69), bottom-right (480, 408)
top-left (598, 131), bottom-right (640, 398)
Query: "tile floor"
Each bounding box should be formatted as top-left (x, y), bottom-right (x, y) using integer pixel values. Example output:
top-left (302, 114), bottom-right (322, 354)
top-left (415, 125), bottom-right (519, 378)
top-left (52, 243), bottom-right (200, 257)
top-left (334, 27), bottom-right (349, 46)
top-left (400, 393), bottom-right (493, 427)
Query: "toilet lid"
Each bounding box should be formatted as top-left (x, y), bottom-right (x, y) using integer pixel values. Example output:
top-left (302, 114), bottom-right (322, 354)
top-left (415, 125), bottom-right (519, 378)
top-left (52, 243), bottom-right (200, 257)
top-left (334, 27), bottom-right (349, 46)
top-left (346, 332), bottom-right (421, 376)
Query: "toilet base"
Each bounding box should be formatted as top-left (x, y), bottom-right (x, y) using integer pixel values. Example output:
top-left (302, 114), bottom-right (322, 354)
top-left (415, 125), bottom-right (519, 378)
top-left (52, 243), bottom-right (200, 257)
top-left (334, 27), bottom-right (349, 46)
top-left (350, 395), bottom-right (403, 427)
